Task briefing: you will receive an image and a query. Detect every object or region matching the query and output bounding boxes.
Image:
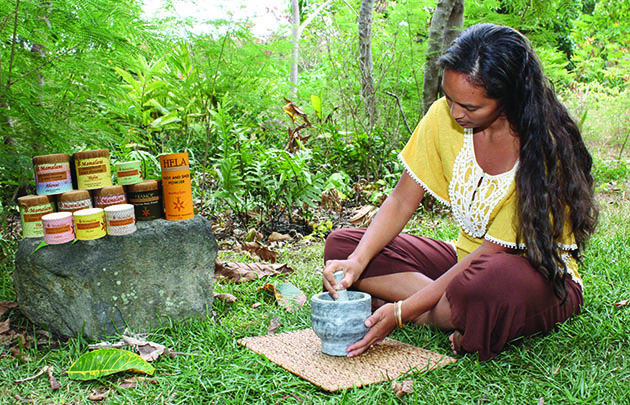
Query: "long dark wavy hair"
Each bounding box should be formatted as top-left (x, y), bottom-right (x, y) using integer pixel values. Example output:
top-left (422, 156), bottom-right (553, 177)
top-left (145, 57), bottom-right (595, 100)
top-left (438, 23), bottom-right (599, 299)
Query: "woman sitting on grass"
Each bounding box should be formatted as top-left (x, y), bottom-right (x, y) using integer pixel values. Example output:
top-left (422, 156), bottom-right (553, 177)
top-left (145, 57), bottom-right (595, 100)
top-left (322, 23), bottom-right (599, 360)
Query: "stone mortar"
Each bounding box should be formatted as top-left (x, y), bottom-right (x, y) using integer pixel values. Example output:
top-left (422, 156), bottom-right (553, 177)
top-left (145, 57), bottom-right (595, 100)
top-left (311, 290), bottom-right (371, 356)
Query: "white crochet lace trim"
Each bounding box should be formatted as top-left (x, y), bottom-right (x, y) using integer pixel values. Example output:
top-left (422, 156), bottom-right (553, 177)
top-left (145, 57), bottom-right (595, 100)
top-left (561, 252), bottom-right (583, 289)
top-left (485, 234), bottom-right (527, 250)
top-left (485, 237), bottom-right (582, 288)
top-left (557, 241), bottom-right (578, 251)
top-left (449, 129), bottom-right (518, 238)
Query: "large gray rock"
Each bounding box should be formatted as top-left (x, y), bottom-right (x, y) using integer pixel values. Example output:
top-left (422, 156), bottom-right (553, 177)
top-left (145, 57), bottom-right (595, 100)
top-left (14, 215), bottom-right (217, 340)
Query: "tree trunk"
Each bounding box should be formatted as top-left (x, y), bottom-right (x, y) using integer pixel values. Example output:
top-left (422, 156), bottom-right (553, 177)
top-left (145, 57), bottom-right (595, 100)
top-left (290, 0), bottom-right (333, 99)
top-left (422, 0), bottom-right (465, 114)
top-left (444, 0), bottom-right (464, 49)
top-left (290, 0), bottom-right (300, 98)
top-left (358, 0), bottom-right (377, 127)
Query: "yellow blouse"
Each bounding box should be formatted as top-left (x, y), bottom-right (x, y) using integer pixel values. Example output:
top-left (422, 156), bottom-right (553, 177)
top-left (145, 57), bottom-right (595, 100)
top-left (400, 98), bottom-right (582, 286)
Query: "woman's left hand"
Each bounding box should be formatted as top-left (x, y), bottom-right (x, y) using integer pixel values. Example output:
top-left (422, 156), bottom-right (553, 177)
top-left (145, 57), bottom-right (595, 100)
top-left (346, 303), bottom-right (397, 357)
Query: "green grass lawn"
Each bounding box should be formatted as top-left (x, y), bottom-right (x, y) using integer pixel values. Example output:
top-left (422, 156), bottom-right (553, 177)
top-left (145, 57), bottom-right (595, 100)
top-left (1, 190), bottom-right (628, 404)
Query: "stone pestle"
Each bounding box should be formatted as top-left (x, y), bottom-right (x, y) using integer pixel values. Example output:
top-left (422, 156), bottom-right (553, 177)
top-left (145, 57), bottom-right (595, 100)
top-left (333, 270), bottom-right (349, 301)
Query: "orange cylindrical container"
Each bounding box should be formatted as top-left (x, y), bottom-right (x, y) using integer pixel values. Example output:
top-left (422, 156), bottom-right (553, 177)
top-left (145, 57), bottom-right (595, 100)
top-left (160, 153), bottom-right (193, 220)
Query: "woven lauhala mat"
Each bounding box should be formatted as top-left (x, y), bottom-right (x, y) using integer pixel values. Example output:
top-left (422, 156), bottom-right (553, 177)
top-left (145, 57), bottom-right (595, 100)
top-left (237, 328), bottom-right (456, 392)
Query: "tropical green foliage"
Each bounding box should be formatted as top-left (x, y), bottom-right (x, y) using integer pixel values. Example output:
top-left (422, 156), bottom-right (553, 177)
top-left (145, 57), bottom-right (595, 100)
top-left (0, 0), bottom-right (152, 202)
top-left (571, 0), bottom-right (630, 87)
top-left (1, 0), bottom-right (629, 229)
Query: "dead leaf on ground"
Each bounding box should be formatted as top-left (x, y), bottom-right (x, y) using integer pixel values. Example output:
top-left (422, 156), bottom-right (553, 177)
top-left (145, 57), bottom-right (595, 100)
top-left (614, 299), bottom-right (629, 308)
top-left (251, 302), bottom-right (262, 310)
top-left (9, 335), bottom-right (33, 361)
top-left (122, 335), bottom-right (167, 362)
top-left (267, 317), bottom-right (281, 335)
top-left (260, 283), bottom-right (306, 312)
top-left (215, 260), bottom-right (294, 283)
top-left (0, 319), bottom-right (9, 334)
top-left (118, 380), bottom-right (137, 389)
top-left (0, 301), bottom-right (18, 317)
top-left (392, 379), bottom-right (414, 398)
top-left (14, 365), bottom-right (59, 390)
top-left (349, 205), bottom-right (377, 226)
top-left (538, 398), bottom-right (545, 405)
top-left (90, 335), bottom-right (203, 361)
top-left (47, 366), bottom-right (60, 390)
top-left (13, 394), bottom-right (34, 403)
top-left (214, 292), bottom-right (237, 303)
top-left (35, 329), bottom-right (51, 342)
top-left (119, 376), bottom-right (158, 389)
top-left (242, 241), bottom-right (278, 263)
top-left (88, 389), bottom-right (109, 401)
top-left (268, 232), bottom-right (291, 242)
top-left (279, 393), bottom-right (304, 402)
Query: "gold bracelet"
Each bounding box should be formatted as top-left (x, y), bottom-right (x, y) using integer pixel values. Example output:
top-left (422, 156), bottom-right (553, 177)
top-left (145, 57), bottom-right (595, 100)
top-left (395, 300), bottom-right (405, 328)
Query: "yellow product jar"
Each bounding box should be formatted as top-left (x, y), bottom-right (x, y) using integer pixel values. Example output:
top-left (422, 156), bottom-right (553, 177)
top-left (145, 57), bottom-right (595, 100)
top-left (73, 208), bottom-right (106, 240)
top-left (73, 149), bottom-right (112, 190)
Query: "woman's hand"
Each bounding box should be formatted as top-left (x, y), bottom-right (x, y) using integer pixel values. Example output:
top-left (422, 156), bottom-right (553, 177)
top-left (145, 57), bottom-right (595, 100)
top-left (322, 258), bottom-right (363, 299)
top-left (346, 303), bottom-right (397, 357)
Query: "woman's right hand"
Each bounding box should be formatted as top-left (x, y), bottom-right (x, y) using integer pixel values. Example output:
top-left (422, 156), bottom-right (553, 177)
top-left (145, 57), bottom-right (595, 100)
top-left (322, 258), bottom-right (364, 298)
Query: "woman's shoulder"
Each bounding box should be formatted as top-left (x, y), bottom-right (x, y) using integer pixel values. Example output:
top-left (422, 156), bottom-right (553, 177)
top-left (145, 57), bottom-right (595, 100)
top-left (426, 97), bottom-right (451, 120)
top-left (418, 97), bottom-right (464, 141)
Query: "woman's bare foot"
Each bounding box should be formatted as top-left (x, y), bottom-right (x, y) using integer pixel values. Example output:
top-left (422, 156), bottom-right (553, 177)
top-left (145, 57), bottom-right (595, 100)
top-left (449, 330), bottom-right (463, 355)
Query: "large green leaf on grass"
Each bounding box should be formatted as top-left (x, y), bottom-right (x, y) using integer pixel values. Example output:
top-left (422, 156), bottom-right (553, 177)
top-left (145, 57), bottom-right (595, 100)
top-left (261, 282), bottom-right (306, 313)
top-left (67, 349), bottom-right (155, 381)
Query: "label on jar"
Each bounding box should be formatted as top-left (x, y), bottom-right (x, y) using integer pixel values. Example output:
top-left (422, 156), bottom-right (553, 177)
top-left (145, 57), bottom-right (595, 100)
top-left (75, 157), bottom-right (112, 189)
top-left (42, 212), bottom-right (75, 244)
top-left (160, 153), bottom-right (193, 221)
top-left (58, 198), bottom-right (92, 213)
top-left (115, 161), bottom-right (143, 185)
top-left (94, 193), bottom-right (126, 209)
top-left (34, 162), bottom-right (73, 195)
top-left (128, 189), bottom-right (162, 221)
top-left (20, 203), bottom-right (55, 238)
top-left (73, 209), bottom-right (106, 240)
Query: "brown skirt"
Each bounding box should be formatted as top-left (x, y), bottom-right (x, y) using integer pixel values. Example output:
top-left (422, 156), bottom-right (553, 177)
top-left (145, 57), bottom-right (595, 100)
top-left (324, 228), bottom-right (583, 360)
